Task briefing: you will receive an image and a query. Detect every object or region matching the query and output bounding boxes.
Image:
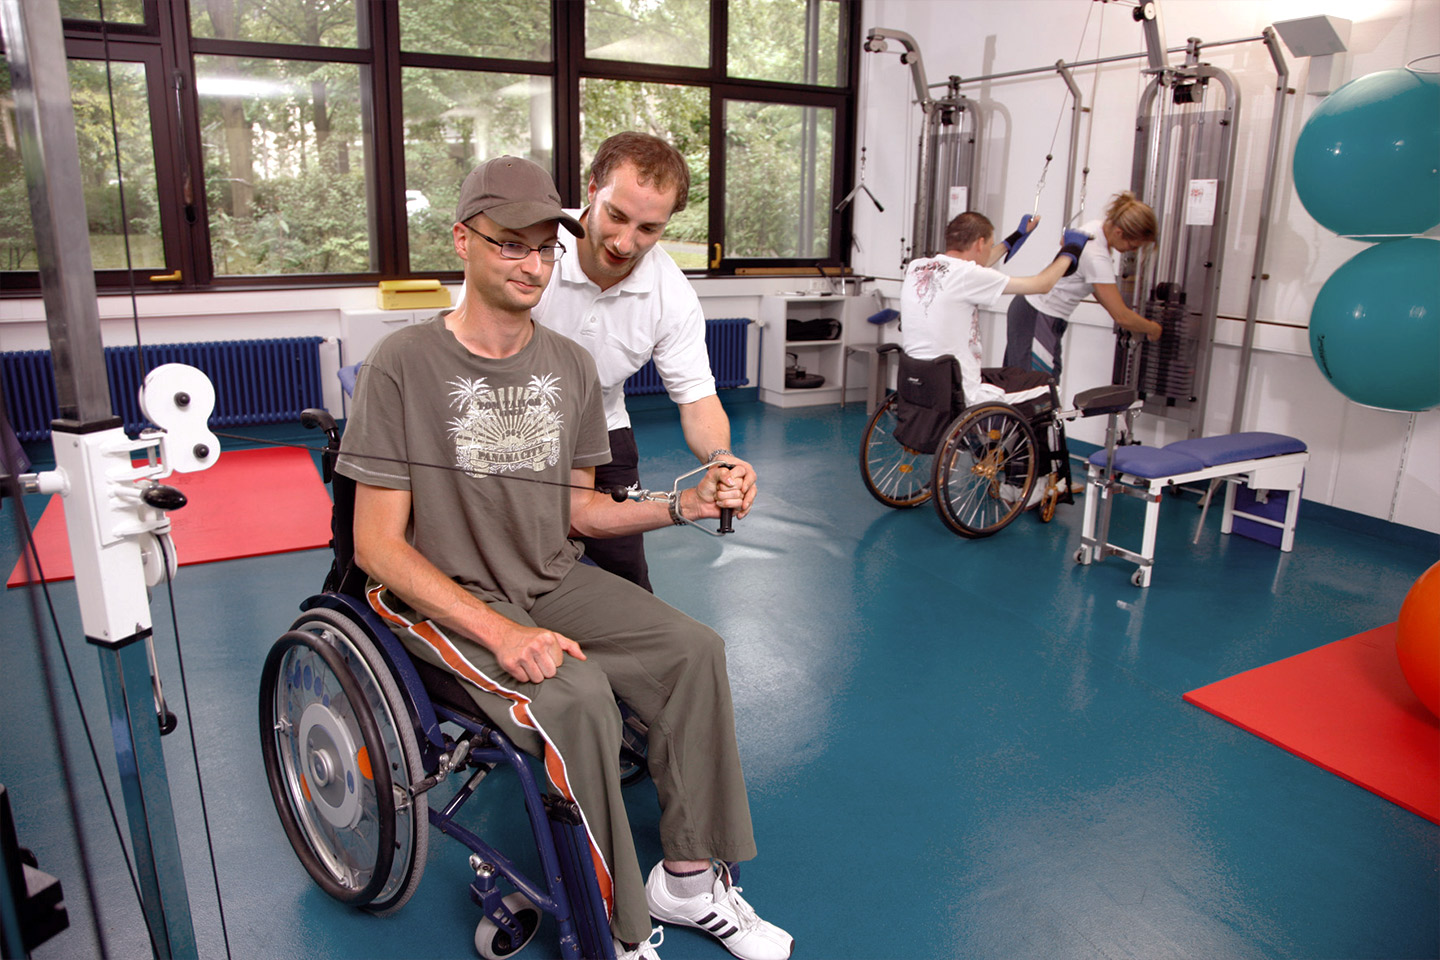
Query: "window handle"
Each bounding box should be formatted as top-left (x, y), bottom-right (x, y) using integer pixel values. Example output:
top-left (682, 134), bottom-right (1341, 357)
top-left (710, 243), bottom-right (722, 269)
top-left (149, 270), bottom-right (182, 282)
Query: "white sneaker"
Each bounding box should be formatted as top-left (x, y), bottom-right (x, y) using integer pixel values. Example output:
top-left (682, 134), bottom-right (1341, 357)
top-left (645, 862), bottom-right (793, 960)
top-left (998, 479), bottom-right (1049, 510)
top-left (614, 926), bottom-right (664, 959)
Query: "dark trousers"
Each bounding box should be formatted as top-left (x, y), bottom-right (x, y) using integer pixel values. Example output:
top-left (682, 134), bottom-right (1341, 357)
top-left (581, 427), bottom-right (653, 593)
top-left (1004, 295), bottom-right (1068, 378)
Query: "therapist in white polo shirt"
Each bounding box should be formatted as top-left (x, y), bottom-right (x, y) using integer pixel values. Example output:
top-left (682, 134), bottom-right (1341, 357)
top-left (536, 132), bottom-right (757, 592)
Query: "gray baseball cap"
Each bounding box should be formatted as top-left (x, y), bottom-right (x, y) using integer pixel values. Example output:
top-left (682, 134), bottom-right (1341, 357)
top-left (454, 156), bottom-right (584, 237)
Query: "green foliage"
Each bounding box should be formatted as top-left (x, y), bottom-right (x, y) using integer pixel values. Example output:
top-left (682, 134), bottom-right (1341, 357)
top-left (725, 100), bottom-right (833, 258)
top-left (728, 0), bottom-right (844, 86)
top-left (58, 0), bottom-right (145, 23)
top-left (585, 0), bottom-right (709, 67)
top-left (398, 0), bottom-right (551, 60)
top-left (191, 0), bottom-right (358, 47)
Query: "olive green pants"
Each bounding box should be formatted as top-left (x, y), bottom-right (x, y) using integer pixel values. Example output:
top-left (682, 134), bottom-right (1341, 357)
top-left (371, 561), bottom-right (756, 943)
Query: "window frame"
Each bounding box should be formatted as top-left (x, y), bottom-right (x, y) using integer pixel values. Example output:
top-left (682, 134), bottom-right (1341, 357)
top-left (1, 0), bottom-right (862, 294)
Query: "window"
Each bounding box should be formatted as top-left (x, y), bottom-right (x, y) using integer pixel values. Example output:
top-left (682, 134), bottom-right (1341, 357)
top-left (1, 0), bottom-right (859, 292)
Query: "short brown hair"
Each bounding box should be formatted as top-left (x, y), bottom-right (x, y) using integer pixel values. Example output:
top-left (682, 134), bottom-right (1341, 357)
top-left (1106, 191), bottom-right (1158, 245)
top-left (589, 132), bottom-right (691, 214)
top-left (944, 211), bottom-right (994, 254)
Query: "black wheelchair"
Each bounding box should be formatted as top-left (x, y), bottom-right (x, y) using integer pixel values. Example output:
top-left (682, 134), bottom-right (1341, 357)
top-left (858, 345), bottom-right (1076, 538)
top-left (258, 409), bottom-right (643, 960)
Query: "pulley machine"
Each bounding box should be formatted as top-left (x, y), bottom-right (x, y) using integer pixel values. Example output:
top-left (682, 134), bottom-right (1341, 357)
top-left (864, 28), bottom-right (984, 263)
top-left (1116, 4), bottom-right (1290, 437)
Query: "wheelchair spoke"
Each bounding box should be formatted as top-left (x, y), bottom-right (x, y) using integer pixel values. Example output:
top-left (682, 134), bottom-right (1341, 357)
top-left (860, 393), bottom-right (933, 508)
top-left (932, 403), bottom-right (1038, 538)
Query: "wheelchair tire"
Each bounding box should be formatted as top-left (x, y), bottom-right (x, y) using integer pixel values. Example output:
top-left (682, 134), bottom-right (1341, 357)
top-left (931, 402), bottom-right (1039, 538)
top-left (474, 891), bottom-right (541, 960)
top-left (859, 392), bottom-right (933, 508)
top-left (260, 607), bottom-right (429, 915)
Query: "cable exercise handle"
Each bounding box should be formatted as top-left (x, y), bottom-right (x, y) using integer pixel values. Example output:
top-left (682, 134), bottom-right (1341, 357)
top-left (605, 459), bottom-right (739, 537)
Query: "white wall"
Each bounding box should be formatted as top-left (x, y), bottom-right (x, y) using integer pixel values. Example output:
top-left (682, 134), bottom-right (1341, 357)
top-left (854, 0), bottom-right (1439, 534)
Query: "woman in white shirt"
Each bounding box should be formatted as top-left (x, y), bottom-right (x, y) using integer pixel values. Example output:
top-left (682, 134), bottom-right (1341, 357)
top-left (1003, 191), bottom-right (1163, 378)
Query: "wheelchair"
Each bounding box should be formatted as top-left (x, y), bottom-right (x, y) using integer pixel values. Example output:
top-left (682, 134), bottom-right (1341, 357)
top-left (258, 409), bottom-right (643, 960)
top-left (859, 344), bottom-right (1076, 538)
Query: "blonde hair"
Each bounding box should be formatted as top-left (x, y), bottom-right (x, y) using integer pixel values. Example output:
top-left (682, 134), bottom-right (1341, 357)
top-left (1105, 191), bottom-right (1158, 245)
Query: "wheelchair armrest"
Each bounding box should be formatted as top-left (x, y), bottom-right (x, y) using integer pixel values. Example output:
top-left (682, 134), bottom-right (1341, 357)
top-left (1073, 385), bottom-right (1139, 417)
top-left (877, 342), bottom-right (902, 355)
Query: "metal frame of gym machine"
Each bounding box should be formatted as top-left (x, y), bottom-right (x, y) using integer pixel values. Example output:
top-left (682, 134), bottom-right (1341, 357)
top-left (867, 7), bottom-right (1290, 437)
top-left (1119, 10), bottom-right (1290, 438)
top-left (863, 28), bottom-right (990, 264)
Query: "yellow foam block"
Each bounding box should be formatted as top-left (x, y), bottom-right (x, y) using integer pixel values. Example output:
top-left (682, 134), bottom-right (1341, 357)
top-left (376, 279), bottom-right (452, 310)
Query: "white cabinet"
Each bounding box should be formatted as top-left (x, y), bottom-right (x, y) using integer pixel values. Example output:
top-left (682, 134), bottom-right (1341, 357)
top-left (758, 295), bottom-right (850, 407)
top-left (758, 294), bottom-right (889, 408)
top-left (338, 308), bottom-right (433, 369)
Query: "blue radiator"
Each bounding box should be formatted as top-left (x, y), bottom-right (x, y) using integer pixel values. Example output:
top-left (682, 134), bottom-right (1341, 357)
top-left (1, 337), bottom-right (324, 442)
top-left (624, 317), bottom-right (751, 397)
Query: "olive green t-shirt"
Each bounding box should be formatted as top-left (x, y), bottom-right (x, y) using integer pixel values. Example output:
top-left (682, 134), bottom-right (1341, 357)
top-left (336, 314), bottom-right (611, 609)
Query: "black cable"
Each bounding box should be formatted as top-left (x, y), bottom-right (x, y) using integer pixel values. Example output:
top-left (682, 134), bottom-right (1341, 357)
top-left (211, 429), bottom-right (640, 498)
top-left (94, 3), bottom-right (233, 950)
top-left (96, 0), bottom-right (148, 400)
top-left (158, 568), bottom-right (233, 960)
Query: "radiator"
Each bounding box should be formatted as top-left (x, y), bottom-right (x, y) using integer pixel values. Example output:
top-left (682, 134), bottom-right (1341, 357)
top-left (1, 337), bottom-right (324, 442)
top-left (624, 317), bottom-right (751, 397)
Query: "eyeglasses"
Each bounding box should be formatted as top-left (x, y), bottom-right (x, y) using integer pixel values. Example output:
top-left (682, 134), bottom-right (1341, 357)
top-left (462, 222), bottom-right (565, 263)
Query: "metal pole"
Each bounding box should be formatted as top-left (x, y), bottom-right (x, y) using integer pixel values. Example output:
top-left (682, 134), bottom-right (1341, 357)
top-left (1057, 62), bottom-right (1082, 225)
top-left (1229, 27), bottom-right (1290, 433)
top-left (0, 1), bottom-right (198, 955)
top-left (928, 35), bottom-right (1269, 89)
top-left (0, 0), bottom-right (111, 426)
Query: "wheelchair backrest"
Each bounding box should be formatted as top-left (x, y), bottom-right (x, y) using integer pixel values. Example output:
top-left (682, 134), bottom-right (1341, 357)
top-left (892, 352), bottom-right (965, 455)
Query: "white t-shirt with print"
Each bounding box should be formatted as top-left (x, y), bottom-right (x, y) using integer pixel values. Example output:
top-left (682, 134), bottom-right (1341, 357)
top-left (900, 253), bottom-right (1046, 405)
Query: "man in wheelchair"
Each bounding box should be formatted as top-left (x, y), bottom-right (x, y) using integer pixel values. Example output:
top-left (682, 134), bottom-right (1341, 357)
top-left (899, 211), bottom-right (1088, 509)
top-left (901, 211), bottom-right (1088, 409)
top-left (335, 156), bottom-right (791, 960)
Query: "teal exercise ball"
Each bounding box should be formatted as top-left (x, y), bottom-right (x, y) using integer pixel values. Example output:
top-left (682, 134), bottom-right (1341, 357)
top-left (1292, 68), bottom-right (1440, 238)
top-left (1309, 238), bottom-right (1440, 412)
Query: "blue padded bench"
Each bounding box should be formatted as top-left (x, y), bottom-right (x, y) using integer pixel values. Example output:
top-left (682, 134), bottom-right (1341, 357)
top-left (1078, 432), bottom-right (1310, 587)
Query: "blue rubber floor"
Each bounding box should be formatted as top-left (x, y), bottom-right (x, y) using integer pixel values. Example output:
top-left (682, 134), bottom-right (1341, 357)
top-left (2, 398), bottom-right (1436, 959)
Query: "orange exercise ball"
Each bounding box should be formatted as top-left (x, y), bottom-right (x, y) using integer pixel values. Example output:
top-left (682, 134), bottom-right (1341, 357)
top-left (1395, 561), bottom-right (1440, 719)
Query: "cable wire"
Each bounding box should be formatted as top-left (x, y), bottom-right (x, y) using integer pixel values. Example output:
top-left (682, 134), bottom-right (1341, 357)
top-left (95, 3), bottom-right (233, 953)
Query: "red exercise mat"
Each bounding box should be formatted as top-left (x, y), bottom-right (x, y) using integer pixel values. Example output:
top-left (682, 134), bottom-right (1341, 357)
top-left (8, 446), bottom-right (333, 587)
top-left (1184, 624), bottom-right (1440, 824)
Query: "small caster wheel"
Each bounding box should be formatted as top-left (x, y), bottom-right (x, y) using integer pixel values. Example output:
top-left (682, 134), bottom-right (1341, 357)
top-left (1074, 548), bottom-right (1088, 565)
top-left (475, 892), bottom-right (540, 959)
top-left (1131, 569), bottom-right (1146, 587)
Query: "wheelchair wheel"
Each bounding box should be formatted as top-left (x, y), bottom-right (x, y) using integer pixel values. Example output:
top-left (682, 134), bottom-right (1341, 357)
top-left (260, 607), bottom-right (429, 915)
top-left (859, 393), bottom-right (933, 507)
top-left (931, 403), bottom-right (1039, 538)
top-left (474, 891), bottom-right (541, 959)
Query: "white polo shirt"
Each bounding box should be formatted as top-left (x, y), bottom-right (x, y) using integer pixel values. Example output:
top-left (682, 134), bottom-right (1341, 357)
top-left (1026, 219), bottom-right (1114, 319)
top-left (532, 209), bottom-right (716, 432)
